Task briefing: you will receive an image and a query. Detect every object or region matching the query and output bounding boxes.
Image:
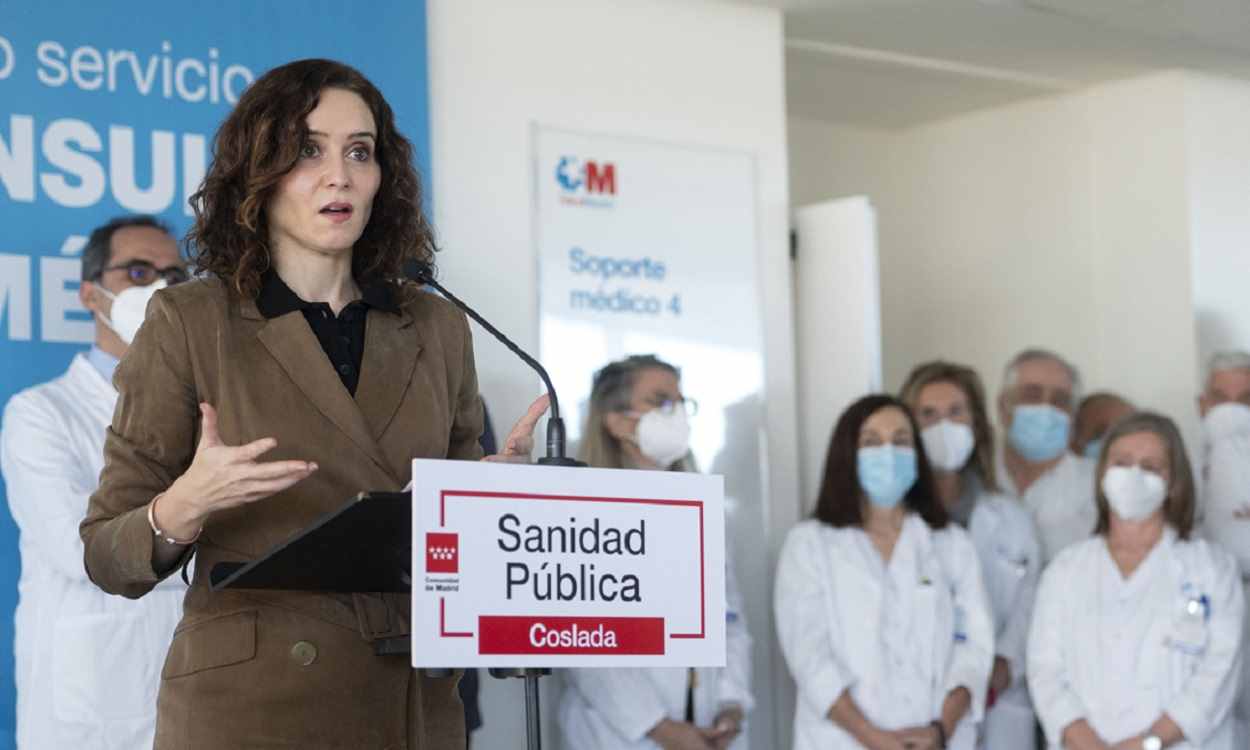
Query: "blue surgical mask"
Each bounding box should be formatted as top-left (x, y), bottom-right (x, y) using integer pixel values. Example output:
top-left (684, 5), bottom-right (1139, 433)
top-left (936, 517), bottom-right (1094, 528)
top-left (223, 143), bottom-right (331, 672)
top-left (857, 445), bottom-right (918, 508)
top-left (1008, 404), bottom-right (1071, 463)
top-left (1082, 437), bottom-right (1104, 460)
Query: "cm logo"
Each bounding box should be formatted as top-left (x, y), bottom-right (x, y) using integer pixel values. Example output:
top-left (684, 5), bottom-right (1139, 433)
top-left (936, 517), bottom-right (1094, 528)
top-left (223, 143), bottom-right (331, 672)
top-left (556, 156), bottom-right (616, 195)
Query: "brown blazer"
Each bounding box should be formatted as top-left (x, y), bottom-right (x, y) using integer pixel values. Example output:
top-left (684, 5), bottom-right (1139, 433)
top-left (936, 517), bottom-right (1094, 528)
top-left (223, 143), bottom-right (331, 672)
top-left (81, 276), bottom-right (484, 749)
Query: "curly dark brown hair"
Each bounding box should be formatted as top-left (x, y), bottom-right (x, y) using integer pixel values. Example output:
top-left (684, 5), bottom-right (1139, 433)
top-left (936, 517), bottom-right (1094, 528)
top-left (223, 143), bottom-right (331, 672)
top-left (187, 58), bottom-right (434, 297)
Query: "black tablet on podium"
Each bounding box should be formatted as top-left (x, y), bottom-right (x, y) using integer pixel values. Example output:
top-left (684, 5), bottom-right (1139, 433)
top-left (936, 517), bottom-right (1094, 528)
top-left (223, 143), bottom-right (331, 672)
top-left (209, 491), bottom-right (412, 593)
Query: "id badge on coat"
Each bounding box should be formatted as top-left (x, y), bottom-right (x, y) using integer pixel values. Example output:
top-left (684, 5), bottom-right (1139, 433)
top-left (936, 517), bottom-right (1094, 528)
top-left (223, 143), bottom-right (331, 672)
top-left (1167, 583), bottom-right (1210, 655)
top-left (993, 543), bottom-right (1030, 579)
top-left (951, 585), bottom-right (968, 644)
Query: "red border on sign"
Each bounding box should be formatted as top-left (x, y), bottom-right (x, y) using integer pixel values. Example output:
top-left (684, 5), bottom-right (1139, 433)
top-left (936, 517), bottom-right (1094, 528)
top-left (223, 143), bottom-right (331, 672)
top-left (439, 489), bottom-right (706, 640)
top-left (440, 597), bottom-right (473, 638)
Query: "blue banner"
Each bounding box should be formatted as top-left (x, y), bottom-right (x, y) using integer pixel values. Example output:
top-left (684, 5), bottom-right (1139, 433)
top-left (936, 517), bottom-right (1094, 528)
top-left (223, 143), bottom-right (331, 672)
top-left (0, 3), bottom-right (429, 744)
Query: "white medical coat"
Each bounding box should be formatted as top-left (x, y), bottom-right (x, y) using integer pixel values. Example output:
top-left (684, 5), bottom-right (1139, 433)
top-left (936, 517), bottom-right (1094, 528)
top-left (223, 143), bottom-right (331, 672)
top-left (558, 562), bottom-right (754, 749)
top-left (775, 515), bottom-right (994, 750)
top-left (0, 353), bottom-right (185, 749)
top-left (996, 447), bottom-right (1097, 565)
top-left (1202, 420), bottom-right (1250, 575)
top-left (1198, 424), bottom-right (1250, 746)
top-left (1028, 530), bottom-right (1244, 749)
top-left (967, 493), bottom-right (1041, 750)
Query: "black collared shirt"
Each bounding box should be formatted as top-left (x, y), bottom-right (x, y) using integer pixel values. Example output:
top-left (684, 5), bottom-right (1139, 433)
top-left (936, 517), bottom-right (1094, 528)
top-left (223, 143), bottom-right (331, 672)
top-left (255, 271), bottom-right (399, 396)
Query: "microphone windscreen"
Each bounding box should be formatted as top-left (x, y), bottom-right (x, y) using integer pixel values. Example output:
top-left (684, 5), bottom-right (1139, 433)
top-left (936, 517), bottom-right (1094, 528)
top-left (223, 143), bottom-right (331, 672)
top-left (402, 259), bottom-right (434, 283)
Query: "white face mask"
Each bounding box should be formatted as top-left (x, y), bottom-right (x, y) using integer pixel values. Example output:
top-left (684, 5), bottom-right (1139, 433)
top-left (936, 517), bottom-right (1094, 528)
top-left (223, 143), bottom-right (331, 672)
top-left (635, 408), bottom-right (691, 468)
top-left (921, 420), bottom-right (976, 473)
top-left (96, 279), bottom-right (167, 345)
top-left (1102, 465), bottom-right (1168, 522)
top-left (1203, 402), bottom-right (1250, 444)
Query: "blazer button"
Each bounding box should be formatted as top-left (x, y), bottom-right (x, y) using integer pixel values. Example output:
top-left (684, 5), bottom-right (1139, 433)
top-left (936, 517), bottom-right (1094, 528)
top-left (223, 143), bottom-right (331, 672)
top-left (291, 641), bottom-right (318, 666)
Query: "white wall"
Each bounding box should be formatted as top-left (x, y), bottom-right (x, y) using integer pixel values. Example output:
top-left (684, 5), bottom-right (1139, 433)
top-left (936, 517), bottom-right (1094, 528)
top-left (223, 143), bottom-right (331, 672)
top-left (1087, 74), bottom-right (1199, 451)
top-left (789, 74), bottom-right (1207, 451)
top-left (793, 197), bottom-right (882, 511)
top-left (1185, 74), bottom-right (1250, 374)
top-left (790, 97), bottom-right (1103, 404)
top-left (787, 117), bottom-right (898, 209)
top-left (427, 1), bottom-right (797, 747)
top-left (876, 91), bottom-right (1102, 401)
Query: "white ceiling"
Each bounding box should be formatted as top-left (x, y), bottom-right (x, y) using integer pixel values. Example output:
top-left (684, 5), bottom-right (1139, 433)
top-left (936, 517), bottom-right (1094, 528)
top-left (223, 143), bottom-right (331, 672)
top-left (738, 0), bottom-right (1250, 128)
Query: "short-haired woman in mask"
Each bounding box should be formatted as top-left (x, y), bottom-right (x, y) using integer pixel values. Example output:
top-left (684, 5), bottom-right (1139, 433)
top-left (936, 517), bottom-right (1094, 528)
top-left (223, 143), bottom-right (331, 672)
top-left (901, 361), bottom-right (1042, 750)
top-left (559, 354), bottom-right (754, 750)
top-left (775, 394), bottom-right (993, 750)
top-left (1029, 413), bottom-right (1245, 750)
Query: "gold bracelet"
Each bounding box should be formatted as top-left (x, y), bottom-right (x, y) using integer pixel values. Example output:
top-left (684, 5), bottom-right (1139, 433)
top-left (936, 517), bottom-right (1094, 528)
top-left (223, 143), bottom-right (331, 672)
top-left (147, 492), bottom-right (202, 546)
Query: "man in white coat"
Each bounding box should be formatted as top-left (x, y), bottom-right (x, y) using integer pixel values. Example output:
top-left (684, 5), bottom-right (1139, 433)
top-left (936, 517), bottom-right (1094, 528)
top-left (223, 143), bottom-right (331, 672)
top-left (995, 349), bottom-right (1097, 565)
top-left (1196, 350), bottom-right (1250, 746)
top-left (0, 216), bottom-right (189, 749)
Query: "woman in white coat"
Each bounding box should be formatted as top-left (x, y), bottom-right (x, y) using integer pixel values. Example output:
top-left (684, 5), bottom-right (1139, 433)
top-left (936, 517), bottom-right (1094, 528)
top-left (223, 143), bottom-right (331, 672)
top-left (776, 394), bottom-right (994, 750)
top-left (1028, 412), bottom-right (1244, 750)
top-left (558, 355), bottom-right (754, 750)
top-left (901, 362), bottom-right (1042, 750)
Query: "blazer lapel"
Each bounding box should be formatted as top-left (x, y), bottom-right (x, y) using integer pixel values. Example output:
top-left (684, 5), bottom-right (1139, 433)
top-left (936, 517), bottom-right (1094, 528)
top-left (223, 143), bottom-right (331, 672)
top-left (255, 311), bottom-right (392, 478)
top-left (355, 307), bottom-right (422, 442)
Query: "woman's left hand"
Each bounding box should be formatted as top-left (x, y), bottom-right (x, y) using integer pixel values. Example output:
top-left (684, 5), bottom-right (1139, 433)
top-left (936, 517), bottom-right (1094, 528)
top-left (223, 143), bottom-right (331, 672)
top-left (706, 706), bottom-right (744, 749)
top-left (895, 724), bottom-right (941, 749)
top-left (483, 394), bottom-right (550, 463)
top-left (989, 656), bottom-right (1011, 696)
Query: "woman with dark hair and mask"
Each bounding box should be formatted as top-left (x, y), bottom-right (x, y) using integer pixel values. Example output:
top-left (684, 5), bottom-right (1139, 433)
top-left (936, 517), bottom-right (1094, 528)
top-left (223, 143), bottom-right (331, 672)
top-left (1029, 413), bottom-right (1244, 750)
top-left (79, 58), bottom-right (546, 749)
top-left (559, 354), bottom-right (754, 750)
top-left (775, 394), bottom-right (993, 750)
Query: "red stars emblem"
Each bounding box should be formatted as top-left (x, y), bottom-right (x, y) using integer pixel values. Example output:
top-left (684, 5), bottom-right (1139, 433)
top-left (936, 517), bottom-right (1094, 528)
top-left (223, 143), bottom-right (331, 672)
top-left (426, 532), bottom-right (459, 574)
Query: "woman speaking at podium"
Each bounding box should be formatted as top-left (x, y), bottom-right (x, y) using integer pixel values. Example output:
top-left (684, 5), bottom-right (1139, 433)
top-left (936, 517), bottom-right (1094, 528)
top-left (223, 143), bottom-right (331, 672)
top-left (79, 59), bottom-right (542, 749)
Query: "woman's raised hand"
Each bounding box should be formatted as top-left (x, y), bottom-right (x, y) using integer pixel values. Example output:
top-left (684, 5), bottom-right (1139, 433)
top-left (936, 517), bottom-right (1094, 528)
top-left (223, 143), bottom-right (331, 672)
top-left (483, 394), bottom-right (551, 463)
top-left (154, 403), bottom-right (318, 539)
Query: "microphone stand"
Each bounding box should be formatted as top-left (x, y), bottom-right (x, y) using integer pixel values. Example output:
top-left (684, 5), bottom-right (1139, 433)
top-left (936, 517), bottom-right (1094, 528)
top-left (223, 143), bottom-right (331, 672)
top-left (411, 263), bottom-right (584, 750)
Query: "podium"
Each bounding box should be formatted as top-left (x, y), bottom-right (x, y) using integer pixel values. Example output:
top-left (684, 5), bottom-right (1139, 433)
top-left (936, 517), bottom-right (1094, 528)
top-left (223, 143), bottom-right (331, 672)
top-left (207, 490), bottom-right (548, 746)
top-left (209, 491), bottom-right (417, 656)
top-left (206, 459), bottom-right (725, 750)
top-left (209, 491), bottom-right (411, 594)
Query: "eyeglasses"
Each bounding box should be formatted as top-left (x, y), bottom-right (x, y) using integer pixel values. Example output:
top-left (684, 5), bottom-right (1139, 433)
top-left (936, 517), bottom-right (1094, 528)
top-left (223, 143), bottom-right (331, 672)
top-left (641, 397), bottom-right (699, 418)
top-left (1011, 384), bottom-right (1073, 411)
top-left (97, 260), bottom-right (190, 286)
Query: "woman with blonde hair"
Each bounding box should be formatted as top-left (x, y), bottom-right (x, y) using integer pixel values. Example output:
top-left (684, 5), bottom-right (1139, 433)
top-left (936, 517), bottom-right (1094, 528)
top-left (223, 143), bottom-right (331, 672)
top-left (1029, 412), bottom-right (1244, 749)
top-left (559, 354), bottom-right (754, 750)
top-left (901, 361), bottom-right (1042, 749)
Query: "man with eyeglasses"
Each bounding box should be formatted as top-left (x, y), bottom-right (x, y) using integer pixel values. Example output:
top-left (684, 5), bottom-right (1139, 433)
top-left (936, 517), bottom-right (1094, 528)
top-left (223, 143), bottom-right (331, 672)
top-left (995, 348), bottom-right (1097, 565)
top-left (0, 216), bottom-right (188, 749)
top-left (81, 215), bottom-right (191, 351)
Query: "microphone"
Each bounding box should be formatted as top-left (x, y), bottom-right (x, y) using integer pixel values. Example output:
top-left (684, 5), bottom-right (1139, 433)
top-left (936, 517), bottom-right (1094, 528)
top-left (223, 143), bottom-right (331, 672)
top-left (405, 260), bottom-right (582, 467)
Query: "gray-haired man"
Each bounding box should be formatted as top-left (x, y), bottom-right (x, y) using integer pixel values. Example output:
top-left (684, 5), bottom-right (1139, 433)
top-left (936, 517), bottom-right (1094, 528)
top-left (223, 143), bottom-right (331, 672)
top-left (996, 348), bottom-right (1097, 564)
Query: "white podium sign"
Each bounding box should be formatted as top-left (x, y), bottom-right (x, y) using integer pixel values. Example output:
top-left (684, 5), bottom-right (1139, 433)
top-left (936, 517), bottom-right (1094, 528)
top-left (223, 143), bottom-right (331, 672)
top-left (410, 459), bottom-right (725, 668)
